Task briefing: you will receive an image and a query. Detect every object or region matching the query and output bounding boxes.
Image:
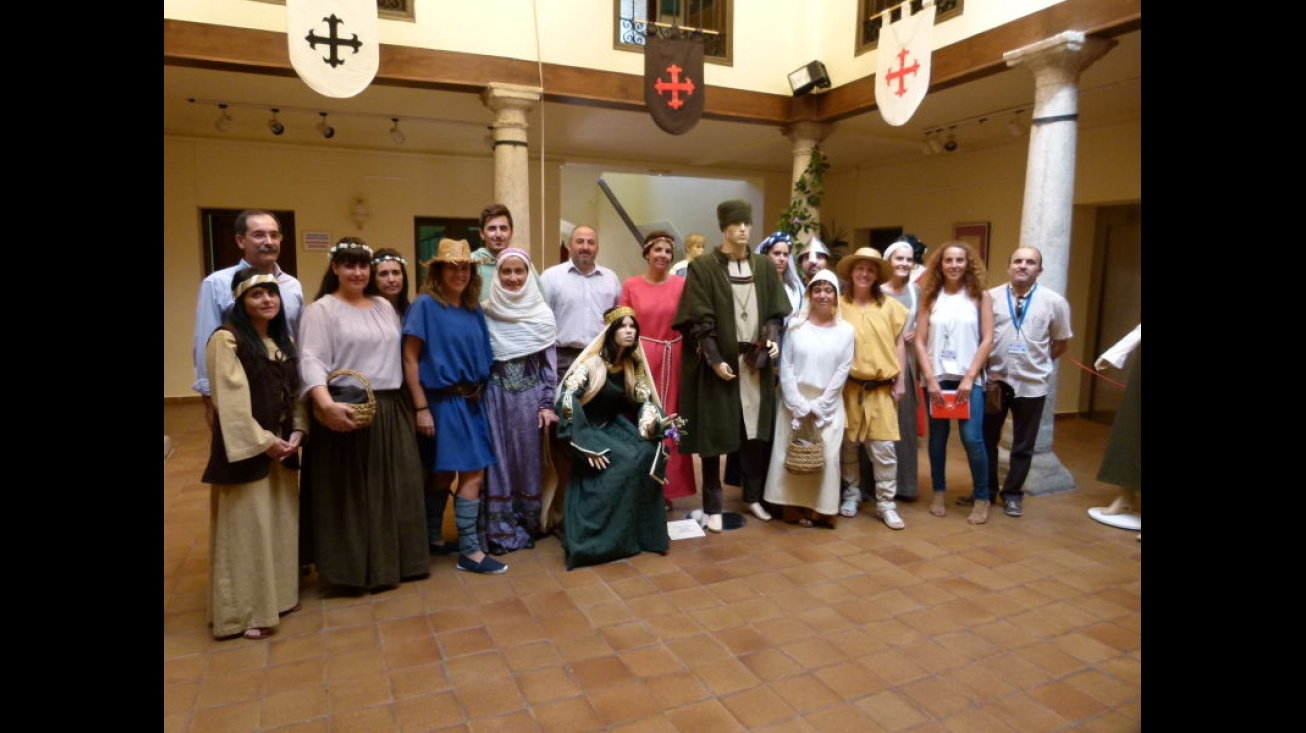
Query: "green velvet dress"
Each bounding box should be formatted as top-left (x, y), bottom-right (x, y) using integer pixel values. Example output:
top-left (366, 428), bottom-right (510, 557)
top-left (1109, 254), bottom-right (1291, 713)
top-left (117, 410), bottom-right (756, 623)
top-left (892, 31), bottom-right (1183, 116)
top-left (557, 368), bottom-right (668, 570)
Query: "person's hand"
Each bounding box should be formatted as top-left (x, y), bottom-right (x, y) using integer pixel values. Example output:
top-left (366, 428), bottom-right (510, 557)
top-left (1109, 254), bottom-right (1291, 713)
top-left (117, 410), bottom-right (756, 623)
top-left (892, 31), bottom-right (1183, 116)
top-left (766, 340), bottom-right (779, 360)
top-left (416, 407), bottom-right (434, 437)
top-left (712, 362), bottom-right (736, 381)
top-left (265, 436), bottom-right (298, 461)
top-left (538, 407), bottom-right (559, 430)
top-left (903, 330), bottom-right (915, 345)
top-left (317, 401), bottom-right (358, 432)
top-left (891, 377), bottom-right (906, 403)
top-left (587, 453), bottom-right (611, 470)
top-left (956, 376), bottom-right (974, 405)
top-left (1094, 357), bottom-right (1111, 371)
top-left (285, 430), bottom-right (303, 452)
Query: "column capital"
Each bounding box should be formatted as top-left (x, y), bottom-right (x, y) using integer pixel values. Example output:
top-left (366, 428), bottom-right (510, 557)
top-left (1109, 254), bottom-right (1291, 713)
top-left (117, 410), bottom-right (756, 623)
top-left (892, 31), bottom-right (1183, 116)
top-left (1004, 32), bottom-right (1115, 81)
top-left (782, 121), bottom-right (834, 149)
top-left (481, 83), bottom-right (543, 112)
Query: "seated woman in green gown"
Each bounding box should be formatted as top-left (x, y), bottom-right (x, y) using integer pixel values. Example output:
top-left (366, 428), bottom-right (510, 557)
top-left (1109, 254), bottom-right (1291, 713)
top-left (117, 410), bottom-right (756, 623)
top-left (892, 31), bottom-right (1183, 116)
top-left (555, 306), bottom-right (677, 570)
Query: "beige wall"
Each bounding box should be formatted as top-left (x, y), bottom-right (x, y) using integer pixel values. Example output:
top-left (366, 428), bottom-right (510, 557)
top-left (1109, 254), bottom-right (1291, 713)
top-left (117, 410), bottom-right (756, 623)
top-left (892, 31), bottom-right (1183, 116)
top-left (165, 117), bottom-right (1139, 406)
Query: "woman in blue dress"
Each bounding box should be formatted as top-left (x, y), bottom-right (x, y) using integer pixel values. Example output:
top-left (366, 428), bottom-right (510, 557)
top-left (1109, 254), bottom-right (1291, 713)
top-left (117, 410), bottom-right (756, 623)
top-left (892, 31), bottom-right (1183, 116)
top-left (555, 306), bottom-right (674, 570)
top-left (402, 238), bottom-right (505, 575)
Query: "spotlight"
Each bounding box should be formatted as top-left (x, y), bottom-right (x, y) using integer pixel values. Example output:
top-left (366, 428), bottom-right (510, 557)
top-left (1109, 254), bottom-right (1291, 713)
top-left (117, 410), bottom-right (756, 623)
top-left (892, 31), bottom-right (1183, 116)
top-left (943, 128), bottom-right (958, 152)
top-left (787, 60), bottom-right (831, 97)
top-left (268, 108), bottom-right (284, 136)
top-left (317, 111), bottom-right (335, 139)
top-left (389, 117), bottom-right (405, 145)
top-left (926, 131), bottom-right (944, 154)
top-left (214, 104), bottom-right (233, 133)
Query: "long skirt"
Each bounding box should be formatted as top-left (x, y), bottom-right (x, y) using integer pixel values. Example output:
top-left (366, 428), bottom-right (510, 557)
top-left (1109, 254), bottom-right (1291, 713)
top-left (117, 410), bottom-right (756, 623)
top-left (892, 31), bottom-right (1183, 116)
top-left (209, 462), bottom-right (300, 638)
top-left (763, 384), bottom-right (845, 526)
top-left (303, 390), bottom-right (429, 589)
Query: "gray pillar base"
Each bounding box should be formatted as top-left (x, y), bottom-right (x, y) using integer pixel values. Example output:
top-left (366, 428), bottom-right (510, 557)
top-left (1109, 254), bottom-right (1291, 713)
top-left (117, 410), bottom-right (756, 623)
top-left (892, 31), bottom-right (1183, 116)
top-left (1022, 450), bottom-right (1076, 496)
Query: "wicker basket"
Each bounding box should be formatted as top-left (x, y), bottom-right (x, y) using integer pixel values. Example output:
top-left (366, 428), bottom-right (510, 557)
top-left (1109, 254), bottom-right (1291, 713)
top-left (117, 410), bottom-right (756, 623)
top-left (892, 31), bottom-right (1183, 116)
top-left (326, 369), bottom-right (376, 428)
top-left (783, 417), bottom-right (824, 474)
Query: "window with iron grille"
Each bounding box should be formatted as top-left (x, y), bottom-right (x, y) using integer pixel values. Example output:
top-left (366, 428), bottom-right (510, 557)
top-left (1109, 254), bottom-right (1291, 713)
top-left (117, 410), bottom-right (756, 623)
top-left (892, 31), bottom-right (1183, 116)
top-left (857, 0), bottom-right (962, 56)
top-left (615, 0), bottom-right (732, 65)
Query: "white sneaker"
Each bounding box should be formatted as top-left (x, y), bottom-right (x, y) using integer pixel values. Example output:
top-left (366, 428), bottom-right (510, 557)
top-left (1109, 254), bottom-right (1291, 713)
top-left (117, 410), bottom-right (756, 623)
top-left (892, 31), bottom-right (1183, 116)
top-left (706, 513), bottom-right (723, 533)
top-left (840, 498), bottom-right (859, 518)
top-left (749, 502), bottom-right (772, 522)
top-left (879, 508), bottom-right (905, 530)
top-left (688, 509), bottom-right (707, 528)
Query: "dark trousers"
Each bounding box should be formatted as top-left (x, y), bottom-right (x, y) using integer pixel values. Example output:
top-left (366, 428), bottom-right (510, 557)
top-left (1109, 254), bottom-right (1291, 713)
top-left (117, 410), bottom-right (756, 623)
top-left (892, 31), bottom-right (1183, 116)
top-left (983, 390), bottom-right (1045, 501)
top-left (701, 439), bottom-right (770, 514)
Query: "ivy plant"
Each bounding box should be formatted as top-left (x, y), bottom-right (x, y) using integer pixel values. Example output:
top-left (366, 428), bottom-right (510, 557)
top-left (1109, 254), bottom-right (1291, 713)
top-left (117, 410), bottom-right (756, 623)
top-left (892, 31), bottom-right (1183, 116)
top-left (775, 146), bottom-right (830, 239)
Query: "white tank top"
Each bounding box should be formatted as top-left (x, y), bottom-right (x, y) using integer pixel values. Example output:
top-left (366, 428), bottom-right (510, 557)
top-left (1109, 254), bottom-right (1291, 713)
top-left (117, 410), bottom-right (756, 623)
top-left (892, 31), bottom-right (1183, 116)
top-left (928, 289), bottom-right (980, 381)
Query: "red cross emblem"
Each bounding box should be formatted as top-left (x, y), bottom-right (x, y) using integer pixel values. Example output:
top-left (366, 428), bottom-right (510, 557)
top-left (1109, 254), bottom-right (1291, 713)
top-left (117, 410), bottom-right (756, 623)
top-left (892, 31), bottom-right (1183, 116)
top-left (884, 48), bottom-right (920, 98)
top-left (654, 64), bottom-right (696, 110)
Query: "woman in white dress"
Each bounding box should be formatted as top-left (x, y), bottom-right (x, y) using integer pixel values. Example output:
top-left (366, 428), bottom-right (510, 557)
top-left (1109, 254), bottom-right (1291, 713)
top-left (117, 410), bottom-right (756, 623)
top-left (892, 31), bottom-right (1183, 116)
top-left (762, 270), bottom-right (854, 527)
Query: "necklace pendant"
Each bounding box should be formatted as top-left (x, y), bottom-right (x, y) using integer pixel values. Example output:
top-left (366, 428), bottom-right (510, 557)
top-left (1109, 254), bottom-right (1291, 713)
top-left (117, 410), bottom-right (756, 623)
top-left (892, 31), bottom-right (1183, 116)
top-left (741, 311), bottom-right (749, 321)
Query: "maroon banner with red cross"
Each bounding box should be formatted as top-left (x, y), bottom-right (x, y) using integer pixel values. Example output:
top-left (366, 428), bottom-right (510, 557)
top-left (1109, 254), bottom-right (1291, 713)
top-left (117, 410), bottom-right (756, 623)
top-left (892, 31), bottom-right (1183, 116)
top-left (645, 35), bottom-right (704, 135)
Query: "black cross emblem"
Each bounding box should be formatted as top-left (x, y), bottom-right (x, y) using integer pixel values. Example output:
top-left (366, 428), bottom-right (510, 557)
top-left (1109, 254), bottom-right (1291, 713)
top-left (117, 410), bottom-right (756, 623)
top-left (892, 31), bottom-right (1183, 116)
top-left (305, 14), bottom-right (363, 69)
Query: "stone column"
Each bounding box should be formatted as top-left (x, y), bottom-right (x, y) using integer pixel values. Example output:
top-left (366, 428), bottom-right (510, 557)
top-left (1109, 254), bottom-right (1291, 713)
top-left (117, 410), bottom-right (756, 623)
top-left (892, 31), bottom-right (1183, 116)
top-left (1001, 32), bottom-right (1114, 496)
top-left (783, 121), bottom-right (832, 246)
top-left (482, 83), bottom-right (542, 258)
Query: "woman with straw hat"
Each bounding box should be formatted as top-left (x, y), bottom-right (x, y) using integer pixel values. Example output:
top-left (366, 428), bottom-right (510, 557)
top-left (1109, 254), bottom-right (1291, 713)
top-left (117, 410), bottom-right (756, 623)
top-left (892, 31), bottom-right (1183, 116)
top-left (403, 238), bottom-right (506, 574)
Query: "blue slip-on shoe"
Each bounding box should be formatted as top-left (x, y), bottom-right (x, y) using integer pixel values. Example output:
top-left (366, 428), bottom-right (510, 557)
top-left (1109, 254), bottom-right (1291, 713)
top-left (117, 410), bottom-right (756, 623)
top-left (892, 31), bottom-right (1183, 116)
top-left (457, 554), bottom-right (508, 575)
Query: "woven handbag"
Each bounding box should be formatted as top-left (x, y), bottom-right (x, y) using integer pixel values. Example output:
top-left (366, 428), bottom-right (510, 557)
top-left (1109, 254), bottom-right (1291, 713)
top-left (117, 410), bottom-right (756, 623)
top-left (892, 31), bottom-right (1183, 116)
top-left (326, 369), bottom-right (377, 428)
top-left (783, 416), bottom-right (824, 474)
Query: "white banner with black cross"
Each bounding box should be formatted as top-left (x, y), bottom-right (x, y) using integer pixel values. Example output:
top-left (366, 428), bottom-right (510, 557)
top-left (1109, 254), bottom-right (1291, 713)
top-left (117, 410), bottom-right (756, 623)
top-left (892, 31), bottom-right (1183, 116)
top-left (287, 0), bottom-right (379, 98)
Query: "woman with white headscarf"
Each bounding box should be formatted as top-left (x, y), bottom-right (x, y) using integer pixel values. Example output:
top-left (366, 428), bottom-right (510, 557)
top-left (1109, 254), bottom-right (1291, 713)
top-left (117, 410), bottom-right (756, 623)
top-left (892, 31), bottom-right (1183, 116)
top-left (761, 270), bottom-right (854, 527)
top-left (480, 248), bottom-right (558, 556)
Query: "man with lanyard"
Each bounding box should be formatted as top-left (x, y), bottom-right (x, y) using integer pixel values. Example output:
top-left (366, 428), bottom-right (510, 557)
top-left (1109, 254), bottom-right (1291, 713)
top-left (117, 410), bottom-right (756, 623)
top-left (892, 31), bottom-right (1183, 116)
top-left (191, 209), bottom-right (305, 429)
top-left (970, 246), bottom-right (1072, 517)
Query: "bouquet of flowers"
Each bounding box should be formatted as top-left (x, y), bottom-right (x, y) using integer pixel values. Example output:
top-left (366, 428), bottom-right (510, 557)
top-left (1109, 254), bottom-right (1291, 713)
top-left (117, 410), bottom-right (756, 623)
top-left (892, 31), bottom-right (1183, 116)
top-left (662, 414), bottom-right (689, 444)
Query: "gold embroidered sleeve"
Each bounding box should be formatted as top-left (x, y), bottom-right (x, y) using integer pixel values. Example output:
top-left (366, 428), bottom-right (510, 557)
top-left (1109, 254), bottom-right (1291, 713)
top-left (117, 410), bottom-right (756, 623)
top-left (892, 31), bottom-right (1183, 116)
top-left (637, 401), bottom-right (662, 440)
top-left (559, 362), bottom-right (589, 419)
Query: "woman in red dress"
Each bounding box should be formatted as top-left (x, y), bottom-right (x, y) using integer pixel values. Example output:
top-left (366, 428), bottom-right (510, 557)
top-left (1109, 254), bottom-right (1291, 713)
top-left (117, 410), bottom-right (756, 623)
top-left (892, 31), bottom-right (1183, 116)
top-left (619, 231), bottom-right (696, 508)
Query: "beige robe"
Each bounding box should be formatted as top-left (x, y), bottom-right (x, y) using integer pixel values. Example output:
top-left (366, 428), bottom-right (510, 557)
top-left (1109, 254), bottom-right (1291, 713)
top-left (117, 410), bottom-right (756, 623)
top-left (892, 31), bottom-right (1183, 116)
top-left (206, 331), bottom-right (306, 638)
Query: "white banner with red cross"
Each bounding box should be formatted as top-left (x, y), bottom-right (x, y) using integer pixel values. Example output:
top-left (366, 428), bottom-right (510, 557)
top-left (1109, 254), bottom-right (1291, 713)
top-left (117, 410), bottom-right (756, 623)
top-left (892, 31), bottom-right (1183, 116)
top-left (287, 0), bottom-right (379, 98)
top-left (875, 0), bottom-right (936, 126)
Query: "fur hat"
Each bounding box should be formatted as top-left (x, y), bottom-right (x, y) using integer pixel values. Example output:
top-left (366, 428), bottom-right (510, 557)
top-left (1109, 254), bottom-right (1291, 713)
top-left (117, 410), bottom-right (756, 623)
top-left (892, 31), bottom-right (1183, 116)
top-left (835, 246), bottom-right (892, 283)
top-left (716, 200), bottom-right (752, 230)
top-left (431, 238), bottom-right (472, 263)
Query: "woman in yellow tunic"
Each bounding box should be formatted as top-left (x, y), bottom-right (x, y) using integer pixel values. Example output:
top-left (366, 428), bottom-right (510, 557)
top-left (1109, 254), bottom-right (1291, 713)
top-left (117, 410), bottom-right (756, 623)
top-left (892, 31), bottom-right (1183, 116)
top-left (203, 269), bottom-right (307, 640)
top-left (836, 248), bottom-right (909, 530)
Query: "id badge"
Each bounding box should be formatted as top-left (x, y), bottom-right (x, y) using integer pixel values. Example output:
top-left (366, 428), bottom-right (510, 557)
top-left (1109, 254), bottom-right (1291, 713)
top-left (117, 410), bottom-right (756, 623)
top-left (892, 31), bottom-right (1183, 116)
top-left (940, 349), bottom-right (957, 361)
top-left (1007, 342), bottom-right (1028, 355)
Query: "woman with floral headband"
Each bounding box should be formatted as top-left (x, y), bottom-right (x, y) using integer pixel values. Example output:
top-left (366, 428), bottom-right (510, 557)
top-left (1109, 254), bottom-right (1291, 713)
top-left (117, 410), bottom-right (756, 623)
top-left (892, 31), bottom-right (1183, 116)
top-left (555, 306), bottom-right (677, 570)
top-left (372, 248), bottom-right (411, 317)
top-left (298, 237), bottom-right (429, 592)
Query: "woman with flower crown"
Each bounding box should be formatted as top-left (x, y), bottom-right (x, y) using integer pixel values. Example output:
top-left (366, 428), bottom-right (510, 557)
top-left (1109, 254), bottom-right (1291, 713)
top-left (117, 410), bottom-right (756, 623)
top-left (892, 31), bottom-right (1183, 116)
top-left (298, 237), bottom-right (429, 592)
top-left (555, 306), bottom-right (677, 570)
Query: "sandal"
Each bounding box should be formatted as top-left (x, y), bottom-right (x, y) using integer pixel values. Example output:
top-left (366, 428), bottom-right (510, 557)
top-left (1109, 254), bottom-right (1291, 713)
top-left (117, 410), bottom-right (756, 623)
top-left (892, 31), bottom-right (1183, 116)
top-left (967, 503), bottom-right (989, 525)
top-left (930, 494), bottom-right (947, 518)
top-left (798, 518), bottom-right (814, 528)
top-left (879, 509), bottom-right (905, 530)
top-left (243, 627), bottom-right (274, 640)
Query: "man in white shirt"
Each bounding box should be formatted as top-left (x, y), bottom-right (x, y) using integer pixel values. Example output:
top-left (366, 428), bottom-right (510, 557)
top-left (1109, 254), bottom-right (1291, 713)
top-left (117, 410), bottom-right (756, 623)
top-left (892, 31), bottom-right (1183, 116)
top-left (976, 246), bottom-right (1072, 518)
top-left (192, 209), bottom-right (304, 428)
top-left (541, 224), bottom-right (623, 375)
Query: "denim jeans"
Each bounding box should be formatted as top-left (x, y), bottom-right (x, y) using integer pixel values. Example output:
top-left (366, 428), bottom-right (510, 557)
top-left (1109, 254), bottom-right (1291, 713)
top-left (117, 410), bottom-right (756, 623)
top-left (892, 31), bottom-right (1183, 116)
top-left (926, 380), bottom-right (990, 501)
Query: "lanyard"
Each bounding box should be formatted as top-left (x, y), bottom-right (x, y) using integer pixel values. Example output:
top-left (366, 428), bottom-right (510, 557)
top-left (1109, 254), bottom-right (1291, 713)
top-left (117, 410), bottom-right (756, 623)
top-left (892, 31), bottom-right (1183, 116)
top-left (1006, 284), bottom-right (1036, 337)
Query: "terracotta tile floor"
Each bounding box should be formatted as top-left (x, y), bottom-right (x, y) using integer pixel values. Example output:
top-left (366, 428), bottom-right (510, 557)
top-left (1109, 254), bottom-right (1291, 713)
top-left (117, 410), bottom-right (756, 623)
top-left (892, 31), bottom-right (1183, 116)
top-left (165, 402), bottom-right (1140, 732)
